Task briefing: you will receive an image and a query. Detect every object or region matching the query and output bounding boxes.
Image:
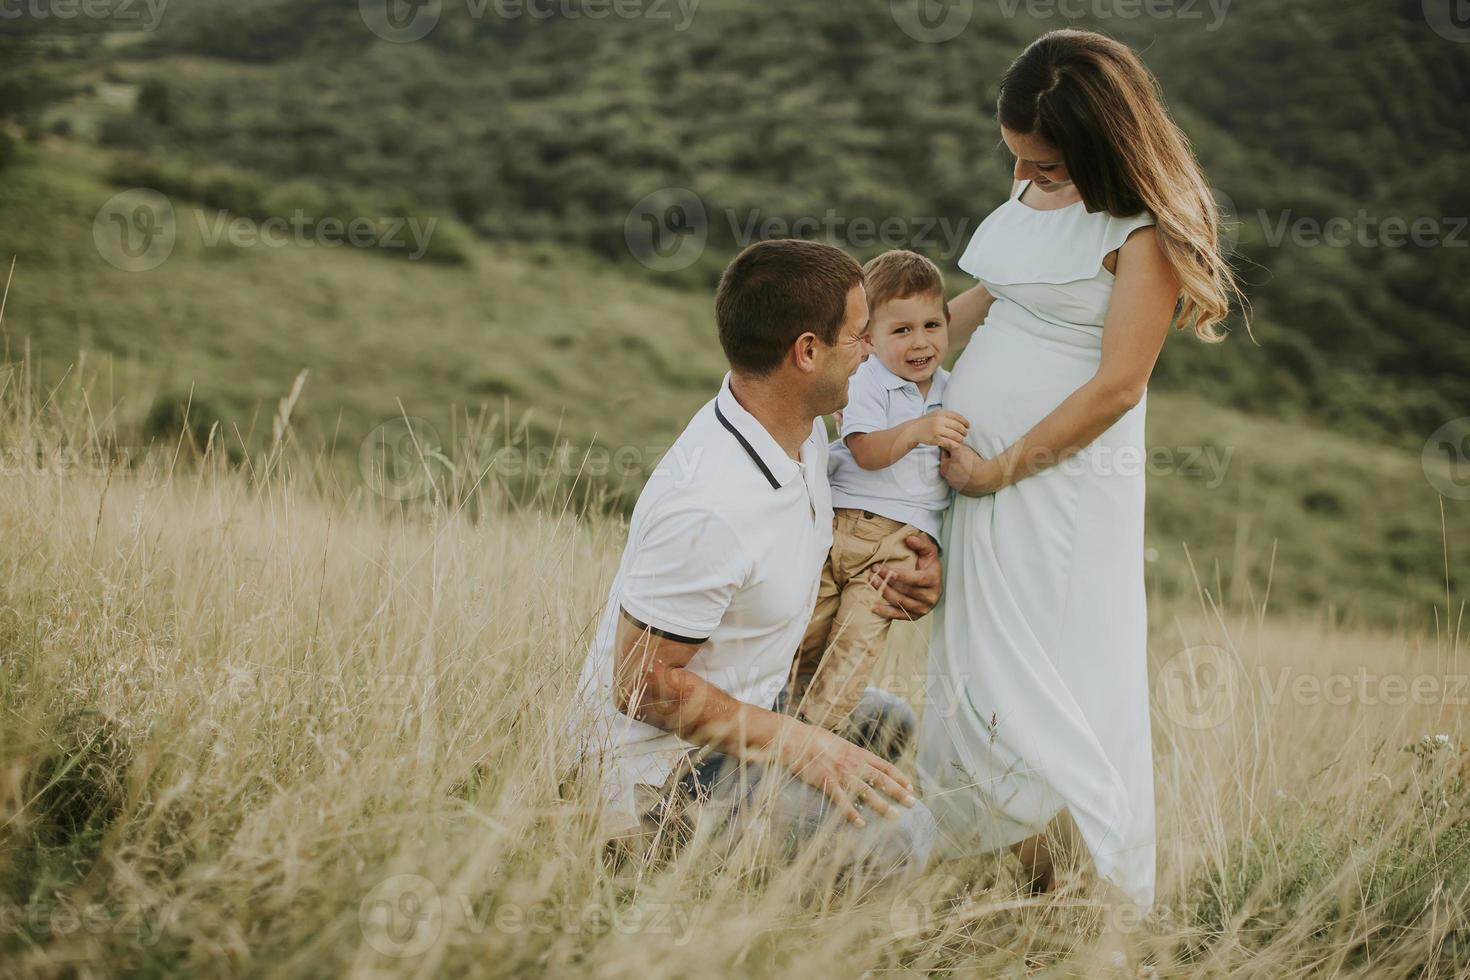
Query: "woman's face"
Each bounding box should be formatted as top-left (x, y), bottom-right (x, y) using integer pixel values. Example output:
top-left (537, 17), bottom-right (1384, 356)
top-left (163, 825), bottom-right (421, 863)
top-left (1001, 126), bottom-right (1073, 193)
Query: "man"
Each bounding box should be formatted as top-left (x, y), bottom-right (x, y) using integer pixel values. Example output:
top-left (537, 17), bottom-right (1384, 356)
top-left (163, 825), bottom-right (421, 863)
top-left (572, 238), bottom-right (942, 880)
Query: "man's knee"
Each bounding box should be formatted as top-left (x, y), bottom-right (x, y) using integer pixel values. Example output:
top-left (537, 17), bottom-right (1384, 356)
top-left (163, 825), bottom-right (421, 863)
top-left (844, 686), bottom-right (918, 763)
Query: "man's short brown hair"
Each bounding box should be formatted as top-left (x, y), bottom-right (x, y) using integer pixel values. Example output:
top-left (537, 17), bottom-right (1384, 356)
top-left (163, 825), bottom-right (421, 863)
top-left (862, 250), bottom-right (949, 320)
top-left (715, 239), bottom-right (864, 376)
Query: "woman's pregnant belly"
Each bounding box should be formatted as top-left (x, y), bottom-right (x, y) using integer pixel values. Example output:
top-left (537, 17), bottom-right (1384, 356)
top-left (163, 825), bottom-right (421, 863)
top-left (944, 311), bottom-right (1107, 458)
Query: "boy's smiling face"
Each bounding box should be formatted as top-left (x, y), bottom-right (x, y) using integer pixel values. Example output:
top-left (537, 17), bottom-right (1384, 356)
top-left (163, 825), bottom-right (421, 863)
top-left (864, 292), bottom-right (949, 385)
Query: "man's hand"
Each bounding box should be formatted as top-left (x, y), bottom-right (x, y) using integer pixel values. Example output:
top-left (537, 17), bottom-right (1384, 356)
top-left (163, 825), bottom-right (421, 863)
top-left (868, 534), bottom-right (941, 620)
top-left (909, 409), bottom-right (970, 452)
top-left (777, 721), bottom-right (917, 827)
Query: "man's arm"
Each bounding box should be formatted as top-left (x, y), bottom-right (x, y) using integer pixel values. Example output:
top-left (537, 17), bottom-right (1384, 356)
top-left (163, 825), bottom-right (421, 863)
top-left (612, 611), bottom-right (916, 826)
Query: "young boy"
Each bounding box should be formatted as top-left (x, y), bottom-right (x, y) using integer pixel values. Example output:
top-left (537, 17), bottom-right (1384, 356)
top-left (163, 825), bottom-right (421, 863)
top-left (789, 250), bottom-right (969, 734)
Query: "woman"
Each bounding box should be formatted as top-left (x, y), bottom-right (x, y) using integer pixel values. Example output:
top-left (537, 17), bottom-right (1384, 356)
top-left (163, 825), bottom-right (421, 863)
top-left (916, 29), bottom-right (1241, 912)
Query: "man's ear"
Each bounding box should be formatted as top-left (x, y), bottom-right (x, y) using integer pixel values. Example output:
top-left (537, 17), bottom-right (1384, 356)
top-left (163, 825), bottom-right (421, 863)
top-left (792, 331), bottom-right (820, 374)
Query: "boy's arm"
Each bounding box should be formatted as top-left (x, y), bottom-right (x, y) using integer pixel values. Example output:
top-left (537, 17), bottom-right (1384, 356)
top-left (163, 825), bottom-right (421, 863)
top-left (844, 420), bottom-right (924, 471)
top-left (846, 410), bottom-right (969, 470)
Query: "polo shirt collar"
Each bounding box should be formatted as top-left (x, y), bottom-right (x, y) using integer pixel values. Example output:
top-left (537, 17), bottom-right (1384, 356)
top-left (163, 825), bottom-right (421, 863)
top-left (866, 355), bottom-right (946, 403)
top-left (714, 373), bottom-right (803, 490)
top-left (865, 356), bottom-right (916, 392)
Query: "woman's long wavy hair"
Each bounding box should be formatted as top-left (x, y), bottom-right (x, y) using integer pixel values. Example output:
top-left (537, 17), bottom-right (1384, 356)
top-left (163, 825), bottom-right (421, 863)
top-left (998, 29), bottom-right (1245, 342)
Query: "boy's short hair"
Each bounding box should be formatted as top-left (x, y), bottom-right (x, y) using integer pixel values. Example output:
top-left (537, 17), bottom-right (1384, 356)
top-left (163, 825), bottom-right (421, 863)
top-left (862, 250), bottom-right (950, 321)
top-left (715, 239), bottom-right (864, 376)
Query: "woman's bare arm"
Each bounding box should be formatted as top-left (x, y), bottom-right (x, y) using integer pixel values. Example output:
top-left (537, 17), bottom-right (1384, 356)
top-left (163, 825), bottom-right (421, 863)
top-left (946, 283), bottom-right (995, 351)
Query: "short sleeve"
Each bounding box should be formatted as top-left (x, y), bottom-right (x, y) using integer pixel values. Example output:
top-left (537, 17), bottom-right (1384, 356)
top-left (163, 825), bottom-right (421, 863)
top-left (1101, 211), bottom-right (1156, 258)
top-left (839, 363), bottom-right (889, 438)
top-left (956, 221), bottom-right (989, 282)
top-left (618, 506), bottom-right (750, 643)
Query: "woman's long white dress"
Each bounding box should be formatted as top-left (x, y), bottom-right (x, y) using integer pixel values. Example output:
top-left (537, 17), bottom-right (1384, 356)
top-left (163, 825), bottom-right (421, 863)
top-left (918, 180), bottom-right (1157, 909)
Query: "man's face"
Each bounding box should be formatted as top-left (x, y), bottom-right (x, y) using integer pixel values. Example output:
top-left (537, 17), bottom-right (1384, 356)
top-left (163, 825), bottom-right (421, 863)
top-left (814, 284), bottom-right (869, 414)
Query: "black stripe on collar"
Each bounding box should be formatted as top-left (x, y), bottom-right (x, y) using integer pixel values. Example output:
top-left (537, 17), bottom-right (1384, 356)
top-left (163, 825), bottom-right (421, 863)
top-left (713, 401), bottom-right (781, 490)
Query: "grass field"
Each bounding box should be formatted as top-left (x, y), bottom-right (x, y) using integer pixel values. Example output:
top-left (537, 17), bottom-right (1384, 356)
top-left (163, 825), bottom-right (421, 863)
top-left (0, 360), bottom-right (1466, 978)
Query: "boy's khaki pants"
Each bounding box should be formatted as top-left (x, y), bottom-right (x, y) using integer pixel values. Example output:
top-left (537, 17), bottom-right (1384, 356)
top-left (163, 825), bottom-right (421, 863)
top-left (790, 508), bottom-right (921, 732)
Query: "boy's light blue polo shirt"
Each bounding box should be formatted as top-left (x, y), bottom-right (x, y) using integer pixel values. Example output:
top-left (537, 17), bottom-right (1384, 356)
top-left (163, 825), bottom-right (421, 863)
top-left (827, 355), bottom-right (952, 541)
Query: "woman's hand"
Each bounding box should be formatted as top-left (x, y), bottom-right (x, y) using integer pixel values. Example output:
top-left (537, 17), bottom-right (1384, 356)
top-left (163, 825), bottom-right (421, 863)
top-left (940, 444), bottom-right (1004, 497)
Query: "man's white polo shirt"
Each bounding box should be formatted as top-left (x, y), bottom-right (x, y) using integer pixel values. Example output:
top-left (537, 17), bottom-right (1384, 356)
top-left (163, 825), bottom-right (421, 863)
top-left (572, 373), bottom-right (834, 831)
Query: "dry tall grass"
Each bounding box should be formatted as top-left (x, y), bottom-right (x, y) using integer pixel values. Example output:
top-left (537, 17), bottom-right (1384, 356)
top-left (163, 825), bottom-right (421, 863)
top-left (1, 361), bottom-right (1466, 979)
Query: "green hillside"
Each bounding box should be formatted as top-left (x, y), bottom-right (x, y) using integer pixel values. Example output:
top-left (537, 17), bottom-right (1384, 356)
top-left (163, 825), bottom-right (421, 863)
top-left (2, 142), bottom-right (1463, 625)
top-left (7, 0), bottom-right (1460, 447)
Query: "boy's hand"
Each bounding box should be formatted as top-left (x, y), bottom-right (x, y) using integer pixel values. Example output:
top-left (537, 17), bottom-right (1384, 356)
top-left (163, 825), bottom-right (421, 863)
top-left (910, 410), bottom-right (970, 452)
